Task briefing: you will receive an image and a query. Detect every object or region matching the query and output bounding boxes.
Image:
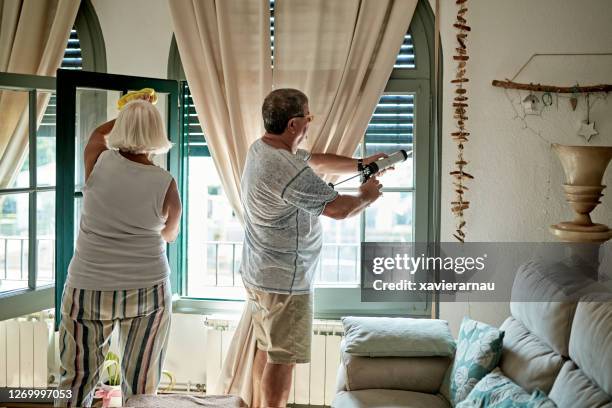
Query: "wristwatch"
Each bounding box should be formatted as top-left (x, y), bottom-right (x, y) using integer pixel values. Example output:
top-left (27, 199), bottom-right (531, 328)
top-left (357, 158), bottom-right (364, 172)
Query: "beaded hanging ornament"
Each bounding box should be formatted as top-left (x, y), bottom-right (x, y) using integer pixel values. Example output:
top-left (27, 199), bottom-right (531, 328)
top-left (450, 0), bottom-right (472, 242)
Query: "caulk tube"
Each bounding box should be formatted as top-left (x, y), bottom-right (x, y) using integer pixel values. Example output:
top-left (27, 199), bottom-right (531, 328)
top-left (365, 149), bottom-right (409, 174)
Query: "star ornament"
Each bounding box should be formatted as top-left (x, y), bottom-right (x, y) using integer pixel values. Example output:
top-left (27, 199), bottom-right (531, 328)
top-left (578, 121), bottom-right (598, 142)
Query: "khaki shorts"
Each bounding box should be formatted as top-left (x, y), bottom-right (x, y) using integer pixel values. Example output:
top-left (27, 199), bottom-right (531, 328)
top-left (246, 287), bottom-right (313, 364)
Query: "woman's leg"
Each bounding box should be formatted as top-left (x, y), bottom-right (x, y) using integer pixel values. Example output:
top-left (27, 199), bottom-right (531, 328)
top-left (56, 287), bottom-right (114, 407)
top-left (117, 283), bottom-right (171, 401)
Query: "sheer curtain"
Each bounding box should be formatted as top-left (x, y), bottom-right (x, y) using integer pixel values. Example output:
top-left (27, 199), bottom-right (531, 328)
top-left (0, 0), bottom-right (80, 187)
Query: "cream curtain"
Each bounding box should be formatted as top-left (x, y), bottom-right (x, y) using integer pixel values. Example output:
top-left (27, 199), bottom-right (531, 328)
top-left (168, 0), bottom-right (272, 222)
top-left (175, 1), bottom-right (418, 404)
top-left (0, 0), bottom-right (80, 187)
top-left (273, 0), bottom-right (418, 157)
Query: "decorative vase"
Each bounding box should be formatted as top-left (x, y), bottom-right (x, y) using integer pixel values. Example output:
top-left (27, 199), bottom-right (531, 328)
top-left (550, 144), bottom-right (612, 242)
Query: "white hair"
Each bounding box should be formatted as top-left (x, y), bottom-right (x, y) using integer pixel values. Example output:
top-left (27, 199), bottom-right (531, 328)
top-left (106, 100), bottom-right (172, 155)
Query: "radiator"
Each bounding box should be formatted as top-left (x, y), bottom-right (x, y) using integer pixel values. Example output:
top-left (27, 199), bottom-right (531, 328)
top-left (204, 316), bottom-right (344, 406)
top-left (0, 319), bottom-right (49, 388)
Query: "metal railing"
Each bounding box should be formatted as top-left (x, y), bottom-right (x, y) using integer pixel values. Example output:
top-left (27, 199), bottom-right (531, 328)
top-left (1, 237), bottom-right (359, 290)
top-left (0, 236), bottom-right (55, 284)
top-left (196, 241), bottom-right (360, 288)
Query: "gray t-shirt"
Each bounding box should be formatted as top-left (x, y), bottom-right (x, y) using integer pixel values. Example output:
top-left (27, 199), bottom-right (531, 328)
top-left (239, 139), bottom-right (339, 293)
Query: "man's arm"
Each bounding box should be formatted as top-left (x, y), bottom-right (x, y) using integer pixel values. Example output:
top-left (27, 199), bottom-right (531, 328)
top-left (308, 152), bottom-right (388, 175)
top-left (322, 177), bottom-right (382, 219)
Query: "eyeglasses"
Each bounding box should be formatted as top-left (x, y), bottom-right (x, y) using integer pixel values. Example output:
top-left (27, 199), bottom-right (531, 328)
top-left (290, 113), bottom-right (315, 123)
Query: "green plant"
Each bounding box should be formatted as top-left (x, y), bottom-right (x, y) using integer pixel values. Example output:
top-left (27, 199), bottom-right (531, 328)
top-left (102, 351), bottom-right (121, 386)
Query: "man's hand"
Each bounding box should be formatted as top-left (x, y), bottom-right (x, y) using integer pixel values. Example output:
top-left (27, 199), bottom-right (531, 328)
top-left (359, 176), bottom-right (383, 202)
top-left (322, 176), bottom-right (383, 220)
top-left (363, 152), bottom-right (395, 176)
top-left (363, 153), bottom-right (387, 166)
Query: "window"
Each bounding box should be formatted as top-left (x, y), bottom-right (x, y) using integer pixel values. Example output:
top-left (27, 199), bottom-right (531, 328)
top-left (170, 0), bottom-right (438, 316)
top-left (0, 31), bottom-right (83, 295)
top-left (0, 0), bottom-right (105, 319)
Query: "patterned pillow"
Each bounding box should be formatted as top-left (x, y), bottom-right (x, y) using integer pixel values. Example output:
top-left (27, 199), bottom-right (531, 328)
top-left (450, 317), bottom-right (504, 405)
top-left (456, 368), bottom-right (557, 408)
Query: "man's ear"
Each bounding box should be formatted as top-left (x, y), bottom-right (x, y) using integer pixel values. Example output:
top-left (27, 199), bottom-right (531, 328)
top-left (287, 118), bottom-right (297, 134)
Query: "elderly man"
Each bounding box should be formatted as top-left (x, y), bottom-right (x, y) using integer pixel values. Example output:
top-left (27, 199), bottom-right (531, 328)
top-left (240, 88), bottom-right (385, 407)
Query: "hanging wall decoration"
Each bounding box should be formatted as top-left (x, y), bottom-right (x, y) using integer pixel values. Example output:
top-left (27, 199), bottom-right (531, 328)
top-left (578, 93), bottom-right (598, 142)
top-left (491, 80), bottom-right (612, 142)
top-left (451, 0), bottom-right (472, 242)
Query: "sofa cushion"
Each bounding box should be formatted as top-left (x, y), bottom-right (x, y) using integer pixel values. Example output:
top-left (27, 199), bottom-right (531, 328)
top-left (341, 317), bottom-right (456, 357)
top-left (449, 317), bottom-right (504, 405)
top-left (568, 297), bottom-right (612, 396)
top-left (499, 316), bottom-right (564, 394)
top-left (456, 368), bottom-right (556, 408)
top-left (549, 361), bottom-right (612, 408)
top-left (339, 346), bottom-right (451, 393)
top-left (332, 389), bottom-right (450, 408)
top-left (510, 261), bottom-right (577, 357)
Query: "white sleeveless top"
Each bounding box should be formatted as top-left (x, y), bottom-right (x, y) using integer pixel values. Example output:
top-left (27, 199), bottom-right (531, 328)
top-left (66, 150), bottom-right (173, 290)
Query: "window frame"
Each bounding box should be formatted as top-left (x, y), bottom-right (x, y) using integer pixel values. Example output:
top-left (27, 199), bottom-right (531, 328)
top-left (0, 73), bottom-right (57, 320)
top-left (0, 0), bottom-right (106, 320)
top-left (170, 0), bottom-right (440, 318)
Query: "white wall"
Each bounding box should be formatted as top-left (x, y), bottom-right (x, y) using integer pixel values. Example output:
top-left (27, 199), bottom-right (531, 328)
top-left (91, 0), bottom-right (174, 79)
top-left (435, 0), bottom-right (612, 334)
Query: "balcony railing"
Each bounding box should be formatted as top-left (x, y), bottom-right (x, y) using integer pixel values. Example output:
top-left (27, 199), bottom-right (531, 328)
top-left (191, 241), bottom-right (360, 289)
top-left (0, 236), bottom-right (55, 291)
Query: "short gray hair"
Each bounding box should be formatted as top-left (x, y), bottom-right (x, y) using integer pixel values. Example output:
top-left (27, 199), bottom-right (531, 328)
top-left (262, 88), bottom-right (308, 134)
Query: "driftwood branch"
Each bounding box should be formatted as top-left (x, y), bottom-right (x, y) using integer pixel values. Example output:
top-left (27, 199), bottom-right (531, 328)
top-left (492, 80), bottom-right (612, 93)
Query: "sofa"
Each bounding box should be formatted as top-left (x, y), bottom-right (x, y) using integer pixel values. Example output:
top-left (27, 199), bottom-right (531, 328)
top-left (333, 261), bottom-right (612, 407)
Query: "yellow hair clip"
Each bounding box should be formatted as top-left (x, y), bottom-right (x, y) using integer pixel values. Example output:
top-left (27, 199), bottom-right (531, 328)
top-left (117, 88), bottom-right (158, 110)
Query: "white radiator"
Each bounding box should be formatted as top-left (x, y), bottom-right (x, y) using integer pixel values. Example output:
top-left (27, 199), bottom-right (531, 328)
top-left (204, 316), bottom-right (343, 406)
top-left (0, 319), bottom-right (49, 388)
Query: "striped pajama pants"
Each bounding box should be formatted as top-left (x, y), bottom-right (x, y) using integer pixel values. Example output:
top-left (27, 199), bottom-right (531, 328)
top-left (55, 281), bottom-right (171, 407)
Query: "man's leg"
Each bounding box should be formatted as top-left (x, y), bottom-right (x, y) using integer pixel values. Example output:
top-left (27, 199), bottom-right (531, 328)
top-left (252, 348), bottom-right (267, 408)
top-left (261, 361), bottom-right (294, 408)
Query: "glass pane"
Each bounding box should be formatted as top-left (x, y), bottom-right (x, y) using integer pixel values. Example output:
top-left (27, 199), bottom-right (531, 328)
top-left (318, 215), bottom-right (360, 285)
top-left (365, 94), bottom-right (414, 188)
top-left (0, 193), bottom-right (29, 292)
top-left (365, 192), bottom-right (413, 242)
top-left (187, 156), bottom-right (244, 299)
top-left (1, 89), bottom-right (30, 189)
top-left (37, 92), bottom-right (57, 187)
top-left (75, 89), bottom-right (121, 191)
top-left (37, 191), bottom-right (55, 287)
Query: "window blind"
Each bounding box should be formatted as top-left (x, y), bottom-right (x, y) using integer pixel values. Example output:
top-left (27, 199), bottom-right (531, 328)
top-left (40, 29), bottom-right (82, 137)
top-left (365, 94), bottom-right (414, 155)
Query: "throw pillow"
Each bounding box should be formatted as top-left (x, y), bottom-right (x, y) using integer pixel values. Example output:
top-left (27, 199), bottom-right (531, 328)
top-left (450, 317), bottom-right (504, 405)
top-left (341, 316), bottom-right (456, 357)
top-left (456, 368), bottom-right (557, 408)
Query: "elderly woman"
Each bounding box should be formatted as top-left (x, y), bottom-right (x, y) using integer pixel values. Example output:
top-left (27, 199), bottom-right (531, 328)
top-left (56, 98), bottom-right (181, 407)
